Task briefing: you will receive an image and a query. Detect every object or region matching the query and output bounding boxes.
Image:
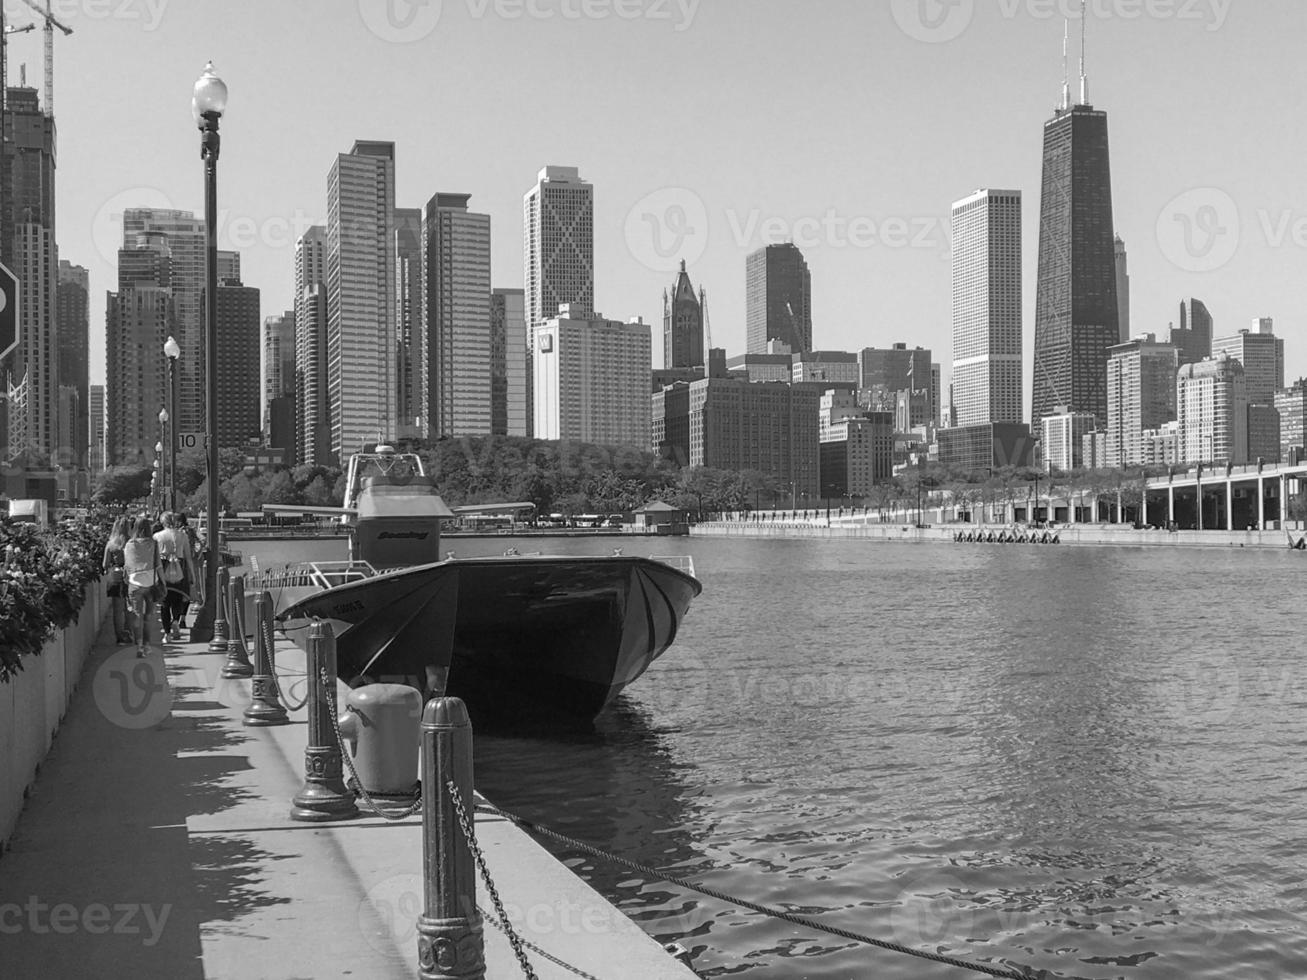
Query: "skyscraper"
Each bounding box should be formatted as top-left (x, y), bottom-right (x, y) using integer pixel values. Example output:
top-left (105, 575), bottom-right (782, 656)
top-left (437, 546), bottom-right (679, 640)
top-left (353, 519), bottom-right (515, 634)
top-left (294, 227), bottom-right (329, 465)
top-left (950, 189), bottom-right (1022, 427)
top-left (490, 288), bottom-right (527, 437)
top-left (212, 277), bottom-right (261, 448)
top-left (1114, 235), bottom-right (1130, 343)
top-left (1105, 334), bottom-right (1178, 467)
top-left (394, 207), bottom-right (423, 438)
top-left (1211, 321), bottom-right (1284, 405)
top-left (5, 86), bottom-right (58, 461)
top-left (327, 141), bottom-right (397, 459)
top-left (1177, 353), bottom-right (1248, 465)
top-left (422, 193), bottom-right (492, 438)
top-left (56, 260), bottom-right (89, 469)
top-left (857, 344), bottom-right (934, 425)
top-left (745, 243), bottom-right (811, 354)
top-left (524, 166), bottom-right (593, 436)
top-left (1031, 36), bottom-right (1119, 429)
top-left (262, 310), bottom-right (295, 450)
top-left (1171, 297), bottom-right (1213, 367)
top-left (88, 384), bottom-right (104, 473)
top-left (663, 260), bottom-right (705, 369)
top-left (534, 305), bottom-right (650, 446)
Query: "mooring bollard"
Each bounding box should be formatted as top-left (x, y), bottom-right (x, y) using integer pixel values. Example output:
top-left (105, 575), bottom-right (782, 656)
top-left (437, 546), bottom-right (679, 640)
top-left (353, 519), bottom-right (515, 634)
top-left (243, 591), bottom-right (288, 726)
top-left (290, 621), bottom-right (358, 822)
top-left (417, 696), bottom-right (484, 979)
top-left (208, 563), bottom-right (231, 652)
top-left (221, 575), bottom-right (254, 678)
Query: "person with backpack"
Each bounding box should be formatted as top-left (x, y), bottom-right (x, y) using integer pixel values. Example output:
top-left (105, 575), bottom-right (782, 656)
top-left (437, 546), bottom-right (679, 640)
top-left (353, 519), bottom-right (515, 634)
top-left (175, 513), bottom-right (204, 633)
top-left (101, 515), bottom-right (133, 644)
top-left (154, 511), bottom-right (200, 642)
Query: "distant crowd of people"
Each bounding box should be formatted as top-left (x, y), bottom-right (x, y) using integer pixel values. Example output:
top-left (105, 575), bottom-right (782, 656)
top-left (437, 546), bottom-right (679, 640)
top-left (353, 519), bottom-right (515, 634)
top-left (101, 512), bottom-right (204, 657)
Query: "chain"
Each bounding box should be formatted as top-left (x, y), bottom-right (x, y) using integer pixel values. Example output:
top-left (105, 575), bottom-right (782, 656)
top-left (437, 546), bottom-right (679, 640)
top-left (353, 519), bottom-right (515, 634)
top-left (447, 779), bottom-right (539, 980)
top-left (320, 667), bottom-right (422, 821)
top-left (261, 603), bottom-right (308, 711)
top-left (473, 801), bottom-right (1047, 980)
top-left (477, 903), bottom-right (602, 980)
top-left (270, 661), bottom-right (309, 712)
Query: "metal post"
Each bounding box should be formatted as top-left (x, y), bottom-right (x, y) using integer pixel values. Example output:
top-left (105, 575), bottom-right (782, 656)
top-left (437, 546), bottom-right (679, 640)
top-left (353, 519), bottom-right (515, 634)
top-left (167, 354), bottom-right (177, 512)
top-left (417, 696), bottom-right (484, 978)
top-left (244, 591), bottom-right (288, 726)
top-left (291, 621), bottom-right (358, 821)
top-left (210, 562), bottom-right (230, 653)
top-left (221, 574), bottom-right (252, 678)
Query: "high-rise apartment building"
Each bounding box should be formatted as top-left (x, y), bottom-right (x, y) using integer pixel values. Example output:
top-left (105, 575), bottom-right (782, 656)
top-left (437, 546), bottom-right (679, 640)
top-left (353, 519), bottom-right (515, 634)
top-left (5, 86), bottom-right (58, 461)
top-left (1274, 380), bottom-right (1307, 463)
top-left (1031, 67), bottom-right (1120, 429)
top-left (534, 305), bottom-right (650, 446)
top-left (1211, 322), bottom-right (1284, 405)
top-left (294, 226), bottom-right (329, 465)
top-left (652, 378), bottom-right (820, 497)
top-left (56, 260), bottom-right (89, 468)
top-left (663, 260), bottom-right (705, 369)
top-left (490, 288), bottom-right (527, 437)
top-left (524, 166), bottom-right (593, 435)
top-left (88, 384), bottom-right (104, 472)
top-left (745, 243), bottom-right (811, 354)
top-left (1105, 334), bottom-right (1178, 467)
top-left (1041, 406), bottom-right (1098, 472)
top-left (1114, 235), bottom-right (1130, 343)
top-left (951, 189), bottom-right (1022, 426)
top-left (422, 193), bottom-right (492, 438)
top-left (262, 310), bottom-right (295, 451)
top-left (1170, 297), bottom-right (1213, 368)
top-left (212, 278), bottom-right (261, 448)
top-left (1177, 353), bottom-right (1248, 465)
top-left (394, 207), bottom-right (424, 438)
top-left (327, 141), bottom-right (397, 459)
top-left (792, 351), bottom-right (858, 387)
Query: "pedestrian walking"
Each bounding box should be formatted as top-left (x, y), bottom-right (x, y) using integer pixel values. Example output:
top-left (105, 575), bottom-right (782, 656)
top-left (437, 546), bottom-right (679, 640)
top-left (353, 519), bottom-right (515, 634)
top-left (101, 516), bottom-right (133, 644)
top-left (154, 512), bottom-right (201, 641)
top-left (123, 517), bottom-right (164, 657)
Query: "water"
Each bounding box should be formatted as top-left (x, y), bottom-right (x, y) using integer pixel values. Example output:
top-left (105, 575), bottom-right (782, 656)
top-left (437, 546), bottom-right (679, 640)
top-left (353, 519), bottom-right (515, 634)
top-left (245, 535), bottom-right (1307, 978)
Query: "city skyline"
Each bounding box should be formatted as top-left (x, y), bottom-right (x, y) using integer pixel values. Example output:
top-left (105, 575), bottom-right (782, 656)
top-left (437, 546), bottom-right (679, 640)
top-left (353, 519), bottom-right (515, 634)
top-left (32, 2), bottom-right (1307, 410)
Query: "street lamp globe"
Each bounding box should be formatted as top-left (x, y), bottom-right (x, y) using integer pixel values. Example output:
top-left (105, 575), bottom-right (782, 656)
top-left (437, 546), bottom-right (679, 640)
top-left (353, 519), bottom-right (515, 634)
top-left (159, 408), bottom-right (168, 424)
top-left (191, 62), bottom-right (227, 123)
top-left (155, 441), bottom-right (163, 454)
top-left (164, 335), bottom-right (180, 360)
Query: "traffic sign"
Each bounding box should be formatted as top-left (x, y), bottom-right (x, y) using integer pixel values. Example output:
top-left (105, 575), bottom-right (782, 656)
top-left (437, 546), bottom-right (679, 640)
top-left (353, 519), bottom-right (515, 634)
top-left (178, 432), bottom-right (205, 450)
top-left (0, 260), bottom-right (19, 363)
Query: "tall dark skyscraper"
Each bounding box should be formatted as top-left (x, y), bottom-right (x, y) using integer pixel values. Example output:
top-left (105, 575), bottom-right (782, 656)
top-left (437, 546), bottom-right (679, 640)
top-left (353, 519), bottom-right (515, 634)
top-left (1031, 36), bottom-right (1119, 429)
top-left (1171, 297), bottom-right (1213, 368)
top-left (663, 260), bottom-right (705, 369)
top-left (745, 243), bottom-right (811, 354)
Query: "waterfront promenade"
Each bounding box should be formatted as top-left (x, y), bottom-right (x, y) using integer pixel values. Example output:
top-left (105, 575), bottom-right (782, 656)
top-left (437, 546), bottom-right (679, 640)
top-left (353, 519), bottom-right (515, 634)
top-left (0, 618), bottom-right (697, 979)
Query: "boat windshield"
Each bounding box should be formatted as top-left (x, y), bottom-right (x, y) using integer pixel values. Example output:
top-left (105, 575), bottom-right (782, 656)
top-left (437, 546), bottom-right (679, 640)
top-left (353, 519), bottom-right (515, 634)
top-left (650, 555), bottom-right (696, 578)
top-left (309, 560), bottom-right (377, 588)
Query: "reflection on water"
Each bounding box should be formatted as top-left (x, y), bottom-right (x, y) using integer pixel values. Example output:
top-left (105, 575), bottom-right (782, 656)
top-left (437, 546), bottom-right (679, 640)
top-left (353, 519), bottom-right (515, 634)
top-left (249, 535), bottom-right (1307, 978)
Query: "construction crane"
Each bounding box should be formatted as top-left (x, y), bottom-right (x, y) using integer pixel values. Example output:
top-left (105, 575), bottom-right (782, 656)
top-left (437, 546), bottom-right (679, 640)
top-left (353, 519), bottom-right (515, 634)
top-left (16, 0), bottom-right (71, 116)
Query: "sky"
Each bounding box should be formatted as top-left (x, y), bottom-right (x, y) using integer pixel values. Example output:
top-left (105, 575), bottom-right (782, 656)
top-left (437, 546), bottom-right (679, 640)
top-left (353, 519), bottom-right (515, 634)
top-left (32, 0), bottom-right (1307, 411)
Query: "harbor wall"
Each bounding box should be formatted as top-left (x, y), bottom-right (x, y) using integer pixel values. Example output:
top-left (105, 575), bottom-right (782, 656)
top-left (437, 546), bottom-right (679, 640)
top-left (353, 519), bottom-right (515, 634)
top-left (692, 520), bottom-right (1293, 549)
top-left (0, 585), bottom-right (106, 851)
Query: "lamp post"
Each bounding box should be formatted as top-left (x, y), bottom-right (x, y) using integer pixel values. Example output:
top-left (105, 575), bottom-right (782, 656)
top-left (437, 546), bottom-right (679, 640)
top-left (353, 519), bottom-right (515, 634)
top-left (158, 409), bottom-right (169, 510)
top-left (192, 61), bottom-right (228, 648)
top-left (164, 335), bottom-right (180, 512)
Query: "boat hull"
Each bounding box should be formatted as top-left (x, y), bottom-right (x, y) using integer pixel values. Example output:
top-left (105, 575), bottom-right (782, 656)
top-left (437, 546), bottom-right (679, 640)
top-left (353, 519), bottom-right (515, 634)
top-left (277, 556), bottom-right (701, 726)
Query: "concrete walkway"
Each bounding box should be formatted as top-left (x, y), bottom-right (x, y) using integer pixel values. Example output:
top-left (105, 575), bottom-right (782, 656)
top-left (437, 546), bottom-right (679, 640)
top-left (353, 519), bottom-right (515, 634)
top-left (0, 618), bottom-right (699, 979)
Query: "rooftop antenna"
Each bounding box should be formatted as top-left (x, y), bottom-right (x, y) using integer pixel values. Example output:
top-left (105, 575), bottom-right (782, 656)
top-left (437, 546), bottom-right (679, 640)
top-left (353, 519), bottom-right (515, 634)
top-left (1061, 19), bottom-right (1070, 110)
top-left (1079, 0), bottom-right (1089, 105)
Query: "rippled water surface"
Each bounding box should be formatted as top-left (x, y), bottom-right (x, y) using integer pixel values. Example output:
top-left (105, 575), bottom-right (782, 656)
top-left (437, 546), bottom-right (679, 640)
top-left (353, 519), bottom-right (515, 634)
top-left (261, 535), bottom-right (1307, 978)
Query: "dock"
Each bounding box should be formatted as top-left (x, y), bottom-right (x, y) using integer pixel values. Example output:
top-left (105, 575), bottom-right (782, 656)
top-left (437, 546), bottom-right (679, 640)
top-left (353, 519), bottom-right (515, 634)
top-left (0, 621), bottom-right (699, 979)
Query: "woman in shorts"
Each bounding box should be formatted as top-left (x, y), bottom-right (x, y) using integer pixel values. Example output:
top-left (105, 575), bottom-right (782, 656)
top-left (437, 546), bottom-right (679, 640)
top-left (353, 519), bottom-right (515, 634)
top-left (122, 516), bottom-right (162, 657)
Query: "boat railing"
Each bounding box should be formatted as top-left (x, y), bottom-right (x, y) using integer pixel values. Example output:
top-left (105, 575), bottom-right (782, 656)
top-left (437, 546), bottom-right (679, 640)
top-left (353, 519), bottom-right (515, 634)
top-left (249, 560), bottom-right (376, 590)
top-left (650, 555), bottom-right (696, 579)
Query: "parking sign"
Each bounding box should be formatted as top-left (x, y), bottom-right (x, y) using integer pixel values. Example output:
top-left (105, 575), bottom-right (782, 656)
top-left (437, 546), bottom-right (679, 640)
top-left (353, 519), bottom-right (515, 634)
top-left (0, 261), bottom-right (18, 363)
